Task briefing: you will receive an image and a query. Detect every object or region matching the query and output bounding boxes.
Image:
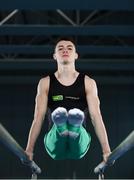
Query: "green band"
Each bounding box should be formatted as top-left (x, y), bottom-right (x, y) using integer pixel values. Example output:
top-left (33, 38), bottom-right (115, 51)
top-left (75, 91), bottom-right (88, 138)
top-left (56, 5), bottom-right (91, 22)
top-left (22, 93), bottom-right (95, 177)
top-left (68, 123), bottom-right (81, 133)
top-left (56, 123), bottom-right (68, 133)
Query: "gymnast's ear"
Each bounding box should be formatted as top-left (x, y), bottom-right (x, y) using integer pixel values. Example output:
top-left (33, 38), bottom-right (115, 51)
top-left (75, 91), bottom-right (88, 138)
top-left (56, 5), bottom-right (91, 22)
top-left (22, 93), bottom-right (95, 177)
top-left (53, 53), bottom-right (57, 60)
top-left (75, 52), bottom-right (78, 60)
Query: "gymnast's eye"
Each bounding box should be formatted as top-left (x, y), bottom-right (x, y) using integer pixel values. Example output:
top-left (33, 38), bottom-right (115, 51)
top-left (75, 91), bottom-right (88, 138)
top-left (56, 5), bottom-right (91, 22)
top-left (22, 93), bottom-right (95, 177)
top-left (58, 48), bottom-right (63, 51)
top-left (68, 47), bottom-right (73, 50)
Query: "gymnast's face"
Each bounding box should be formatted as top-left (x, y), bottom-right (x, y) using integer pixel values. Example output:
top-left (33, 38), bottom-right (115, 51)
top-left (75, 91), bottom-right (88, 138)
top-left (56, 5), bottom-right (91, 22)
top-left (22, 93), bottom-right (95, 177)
top-left (53, 40), bottom-right (78, 65)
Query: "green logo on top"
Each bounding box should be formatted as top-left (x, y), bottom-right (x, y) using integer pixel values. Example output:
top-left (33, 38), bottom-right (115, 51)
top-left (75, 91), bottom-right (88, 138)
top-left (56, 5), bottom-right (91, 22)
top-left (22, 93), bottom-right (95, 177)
top-left (52, 95), bottom-right (63, 101)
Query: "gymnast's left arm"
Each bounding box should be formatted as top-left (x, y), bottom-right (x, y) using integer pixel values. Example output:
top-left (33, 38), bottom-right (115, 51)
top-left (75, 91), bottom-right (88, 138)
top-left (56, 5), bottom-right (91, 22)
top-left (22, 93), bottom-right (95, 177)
top-left (85, 75), bottom-right (111, 162)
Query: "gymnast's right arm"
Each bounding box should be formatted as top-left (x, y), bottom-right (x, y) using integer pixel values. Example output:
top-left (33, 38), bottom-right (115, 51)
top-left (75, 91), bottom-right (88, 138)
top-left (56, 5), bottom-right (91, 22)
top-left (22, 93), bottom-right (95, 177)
top-left (25, 76), bottom-right (49, 160)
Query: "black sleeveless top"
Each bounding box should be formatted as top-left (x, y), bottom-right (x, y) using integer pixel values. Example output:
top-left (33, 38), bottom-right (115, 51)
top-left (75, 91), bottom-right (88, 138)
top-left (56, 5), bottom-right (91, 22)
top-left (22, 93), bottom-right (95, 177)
top-left (48, 73), bottom-right (88, 112)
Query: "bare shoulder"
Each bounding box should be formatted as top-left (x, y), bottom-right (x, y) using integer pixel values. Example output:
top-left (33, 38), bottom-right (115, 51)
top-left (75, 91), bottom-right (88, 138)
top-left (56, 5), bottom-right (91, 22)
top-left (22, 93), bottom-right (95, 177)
top-left (84, 75), bottom-right (98, 96)
top-left (39, 75), bottom-right (50, 85)
top-left (85, 75), bottom-right (97, 87)
top-left (38, 75), bottom-right (50, 93)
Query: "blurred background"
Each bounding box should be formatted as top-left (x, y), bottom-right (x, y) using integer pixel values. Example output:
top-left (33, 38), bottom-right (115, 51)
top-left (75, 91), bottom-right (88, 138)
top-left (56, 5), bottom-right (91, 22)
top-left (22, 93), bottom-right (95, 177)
top-left (0, 0), bottom-right (134, 179)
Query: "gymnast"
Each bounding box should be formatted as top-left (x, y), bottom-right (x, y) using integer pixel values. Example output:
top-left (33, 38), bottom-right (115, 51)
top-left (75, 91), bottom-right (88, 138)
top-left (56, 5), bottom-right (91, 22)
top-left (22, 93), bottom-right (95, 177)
top-left (25, 37), bottom-right (111, 166)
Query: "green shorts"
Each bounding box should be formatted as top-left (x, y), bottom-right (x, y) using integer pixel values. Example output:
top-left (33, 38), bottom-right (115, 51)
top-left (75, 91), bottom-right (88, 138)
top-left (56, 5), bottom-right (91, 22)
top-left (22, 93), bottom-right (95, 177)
top-left (44, 124), bottom-right (91, 160)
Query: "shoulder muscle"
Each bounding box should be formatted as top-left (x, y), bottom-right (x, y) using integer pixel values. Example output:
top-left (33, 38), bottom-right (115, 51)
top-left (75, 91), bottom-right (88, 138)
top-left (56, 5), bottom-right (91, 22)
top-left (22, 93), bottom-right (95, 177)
top-left (85, 75), bottom-right (98, 96)
top-left (37, 76), bottom-right (50, 95)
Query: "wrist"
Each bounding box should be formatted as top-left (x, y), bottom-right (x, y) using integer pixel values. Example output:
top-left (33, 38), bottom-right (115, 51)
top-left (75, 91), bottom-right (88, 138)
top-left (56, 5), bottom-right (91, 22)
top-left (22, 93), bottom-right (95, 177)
top-left (102, 144), bottom-right (111, 154)
top-left (103, 149), bottom-right (111, 154)
top-left (102, 151), bottom-right (111, 162)
top-left (103, 152), bottom-right (111, 158)
top-left (25, 147), bottom-right (34, 155)
top-left (25, 149), bottom-right (34, 160)
top-left (26, 145), bottom-right (34, 152)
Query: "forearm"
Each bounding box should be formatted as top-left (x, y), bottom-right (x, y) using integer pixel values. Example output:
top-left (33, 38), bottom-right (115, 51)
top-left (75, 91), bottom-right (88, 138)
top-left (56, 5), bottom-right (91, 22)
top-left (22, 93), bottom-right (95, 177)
top-left (25, 77), bottom-right (48, 160)
top-left (91, 113), bottom-right (111, 154)
top-left (26, 119), bottom-right (43, 153)
top-left (85, 77), bottom-right (111, 161)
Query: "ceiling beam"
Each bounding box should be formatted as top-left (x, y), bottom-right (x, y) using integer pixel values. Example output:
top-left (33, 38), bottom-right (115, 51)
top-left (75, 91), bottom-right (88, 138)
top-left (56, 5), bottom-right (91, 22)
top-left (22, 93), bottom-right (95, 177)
top-left (0, 25), bottom-right (134, 36)
top-left (0, 0), bottom-right (134, 10)
top-left (0, 59), bottom-right (134, 71)
top-left (0, 10), bottom-right (18, 25)
top-left (0, 45), bottom-right (134, 55)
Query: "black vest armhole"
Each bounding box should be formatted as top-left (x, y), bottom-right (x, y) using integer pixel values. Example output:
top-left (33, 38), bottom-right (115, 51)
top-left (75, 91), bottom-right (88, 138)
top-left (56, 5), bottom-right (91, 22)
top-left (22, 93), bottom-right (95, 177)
top-left (79, 72), bottom-right (86, 94)
top-left (79, 73), bottom-right (88, 128)
top-left (46, 73), bottom-right (53, 130)
top-left (79, 73), bottom-right (86, 81)
top-left (48, 73), bottom-right (56, 91)
top-left (49, 73), bottom-right (55, 82)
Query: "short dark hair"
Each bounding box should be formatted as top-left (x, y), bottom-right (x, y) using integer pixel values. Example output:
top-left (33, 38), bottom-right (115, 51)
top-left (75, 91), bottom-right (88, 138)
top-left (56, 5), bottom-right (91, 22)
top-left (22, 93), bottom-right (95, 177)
top-left (55, 36), bottom-right (76, 47)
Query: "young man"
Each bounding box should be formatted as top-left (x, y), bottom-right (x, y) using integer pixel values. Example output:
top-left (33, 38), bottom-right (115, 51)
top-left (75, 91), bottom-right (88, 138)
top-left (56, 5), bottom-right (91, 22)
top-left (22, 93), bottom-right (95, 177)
top-left (25, 37), bottom-right (111, 167)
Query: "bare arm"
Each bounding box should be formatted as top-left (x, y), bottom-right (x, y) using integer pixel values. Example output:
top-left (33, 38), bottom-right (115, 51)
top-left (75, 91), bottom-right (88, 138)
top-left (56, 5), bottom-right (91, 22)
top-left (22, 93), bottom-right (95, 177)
top-left (85, 75), bottom-right (111, 161)
top-left (25, 76), bottom-right (49, 160)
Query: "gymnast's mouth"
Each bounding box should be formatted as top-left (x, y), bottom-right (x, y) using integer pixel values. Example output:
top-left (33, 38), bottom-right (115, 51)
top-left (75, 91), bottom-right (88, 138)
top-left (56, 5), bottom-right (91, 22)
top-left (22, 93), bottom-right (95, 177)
top-left (62, 55), bottom-right (69, 57)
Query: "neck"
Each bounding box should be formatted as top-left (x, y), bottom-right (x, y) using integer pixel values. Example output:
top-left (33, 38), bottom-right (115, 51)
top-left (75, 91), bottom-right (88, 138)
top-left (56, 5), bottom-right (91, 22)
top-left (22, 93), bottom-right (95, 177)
top-left (57, 64), bottom-right (77, 77)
